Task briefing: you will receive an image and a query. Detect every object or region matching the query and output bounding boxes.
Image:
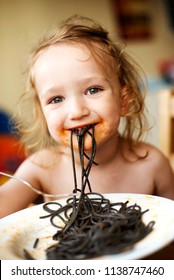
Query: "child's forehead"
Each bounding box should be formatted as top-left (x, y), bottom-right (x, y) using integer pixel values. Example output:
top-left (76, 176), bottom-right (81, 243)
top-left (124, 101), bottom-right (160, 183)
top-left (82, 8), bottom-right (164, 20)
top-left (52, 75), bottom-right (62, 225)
top-left (37, 42), bottom-right (91, 61)
top-left (34, 41), bottom-right (116, 78)
top-left (35, 41), bottom-right (101, 62)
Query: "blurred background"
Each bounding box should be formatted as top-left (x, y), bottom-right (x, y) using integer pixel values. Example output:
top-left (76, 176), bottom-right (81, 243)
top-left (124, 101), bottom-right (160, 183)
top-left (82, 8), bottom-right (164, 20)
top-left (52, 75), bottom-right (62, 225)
top-left (0, 0), bottom-right (174, 175)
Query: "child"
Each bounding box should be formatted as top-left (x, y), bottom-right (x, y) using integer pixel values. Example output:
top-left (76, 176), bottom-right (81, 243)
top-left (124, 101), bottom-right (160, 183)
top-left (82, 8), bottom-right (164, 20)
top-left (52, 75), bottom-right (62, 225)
top-left (0, 15), bottom-right (174, 218)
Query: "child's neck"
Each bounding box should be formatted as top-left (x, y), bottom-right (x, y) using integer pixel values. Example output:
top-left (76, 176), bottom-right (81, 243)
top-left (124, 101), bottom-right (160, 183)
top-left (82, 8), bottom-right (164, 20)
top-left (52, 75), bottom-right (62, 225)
top-left (94, 134), bottom-right (121, 165)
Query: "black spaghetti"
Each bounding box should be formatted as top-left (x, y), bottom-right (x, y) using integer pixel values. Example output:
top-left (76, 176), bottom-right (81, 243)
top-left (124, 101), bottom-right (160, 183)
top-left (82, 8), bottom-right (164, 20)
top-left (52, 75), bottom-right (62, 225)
top-left (39, 125), bottom-right (154, 260)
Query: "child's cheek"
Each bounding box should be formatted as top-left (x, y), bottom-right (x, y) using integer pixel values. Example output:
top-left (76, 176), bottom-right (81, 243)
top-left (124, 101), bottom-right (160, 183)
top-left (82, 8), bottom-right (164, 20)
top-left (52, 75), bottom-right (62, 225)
top-left (58, 130), bottom-right (71, 147)
top-left (54, 120), bottom-right (117, 150)
top-left (59, 132), bottom-right (93, 151)
top-left (94, 121), bottom-right (114, 144)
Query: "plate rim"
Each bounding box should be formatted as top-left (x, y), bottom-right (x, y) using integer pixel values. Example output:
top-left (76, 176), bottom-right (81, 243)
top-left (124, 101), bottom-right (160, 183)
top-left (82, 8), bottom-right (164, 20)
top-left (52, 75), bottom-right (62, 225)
top-left (0, 193), bottom-right (174, 260)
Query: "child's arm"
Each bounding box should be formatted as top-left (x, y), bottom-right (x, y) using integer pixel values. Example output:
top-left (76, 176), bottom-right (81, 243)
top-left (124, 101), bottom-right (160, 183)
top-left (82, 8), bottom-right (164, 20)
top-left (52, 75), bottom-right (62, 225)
top-left (0, 158), bottom-right (41, 218)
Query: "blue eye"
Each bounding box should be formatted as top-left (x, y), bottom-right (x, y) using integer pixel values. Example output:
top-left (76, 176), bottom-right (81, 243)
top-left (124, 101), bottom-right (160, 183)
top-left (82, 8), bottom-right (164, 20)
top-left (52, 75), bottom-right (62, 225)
top-left (49, 96), bottom-right (64, 104)
top-left (86, 87), bottom-right (101, 95)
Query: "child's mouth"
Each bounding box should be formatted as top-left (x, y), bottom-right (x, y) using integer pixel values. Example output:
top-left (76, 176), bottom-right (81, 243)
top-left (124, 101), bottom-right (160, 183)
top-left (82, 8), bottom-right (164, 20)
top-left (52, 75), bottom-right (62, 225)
top-left (72, 124), bottom-right (95, 136)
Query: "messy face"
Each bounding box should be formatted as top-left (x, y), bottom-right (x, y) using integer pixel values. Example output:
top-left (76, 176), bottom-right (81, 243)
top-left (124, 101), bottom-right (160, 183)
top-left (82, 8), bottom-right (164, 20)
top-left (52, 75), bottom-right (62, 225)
top-left (33, 43), bottom-right (125, 151)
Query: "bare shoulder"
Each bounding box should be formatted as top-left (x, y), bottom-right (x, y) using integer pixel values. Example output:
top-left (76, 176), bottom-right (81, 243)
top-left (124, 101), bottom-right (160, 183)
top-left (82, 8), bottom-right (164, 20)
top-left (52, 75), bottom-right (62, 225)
top-left (136, 141), bottom-right (174, 199)
top-left (130, 141), bottom-right (172, 172)
top-left (0, 147), bottom-right (62, 217)
top-left (8, 147), bottom-right (61, 191)
top-left (29, 147), bottom-right (60, 168)
top-left (138, 142), bottom-right (171, 168)
top-left (122, 138), bottom-right (168, 165)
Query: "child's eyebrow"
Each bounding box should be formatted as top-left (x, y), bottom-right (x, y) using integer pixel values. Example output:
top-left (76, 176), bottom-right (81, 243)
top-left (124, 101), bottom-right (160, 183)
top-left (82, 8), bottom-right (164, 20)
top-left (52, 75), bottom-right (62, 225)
top-left (39, 86), bottom-right (63, 99)
top-left (39, 76), bottom-right (110, 99)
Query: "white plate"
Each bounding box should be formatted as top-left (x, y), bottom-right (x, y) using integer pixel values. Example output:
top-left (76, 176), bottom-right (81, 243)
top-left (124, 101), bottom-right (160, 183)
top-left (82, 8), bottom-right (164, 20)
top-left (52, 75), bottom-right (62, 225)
top-left (0, 193), bottom-right (174, 260)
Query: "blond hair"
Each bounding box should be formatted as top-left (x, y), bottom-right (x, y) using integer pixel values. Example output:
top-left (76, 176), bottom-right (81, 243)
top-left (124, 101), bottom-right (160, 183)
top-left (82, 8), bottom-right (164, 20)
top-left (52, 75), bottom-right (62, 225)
top-left (18, 15), bottom-right (148, 155)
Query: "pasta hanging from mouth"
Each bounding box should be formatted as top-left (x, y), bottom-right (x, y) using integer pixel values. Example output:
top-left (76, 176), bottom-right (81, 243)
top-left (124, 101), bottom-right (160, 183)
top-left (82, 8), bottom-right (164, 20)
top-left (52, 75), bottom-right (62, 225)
top-left (26, 124), bottom-right (155, 260)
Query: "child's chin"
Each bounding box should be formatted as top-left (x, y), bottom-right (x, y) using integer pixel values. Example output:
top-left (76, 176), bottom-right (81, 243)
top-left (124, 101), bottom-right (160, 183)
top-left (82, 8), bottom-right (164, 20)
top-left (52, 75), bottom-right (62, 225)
top-left (59, 132), bottom-right (96, 151)
top-left (73, 136), bottom-right (94, 152)
top-left (73, 141), bottom-right (93, 152)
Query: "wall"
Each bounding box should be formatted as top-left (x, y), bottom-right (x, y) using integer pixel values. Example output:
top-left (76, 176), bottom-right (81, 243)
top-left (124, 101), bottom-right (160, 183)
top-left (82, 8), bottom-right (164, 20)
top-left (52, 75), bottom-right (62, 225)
top-left (0, 0), bottom-right (174, 147)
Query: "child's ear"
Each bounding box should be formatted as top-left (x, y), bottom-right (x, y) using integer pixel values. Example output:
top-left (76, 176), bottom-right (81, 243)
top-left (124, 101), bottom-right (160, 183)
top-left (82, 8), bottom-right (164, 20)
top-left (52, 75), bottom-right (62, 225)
top-left (120, 86), bottom-right (129, 116)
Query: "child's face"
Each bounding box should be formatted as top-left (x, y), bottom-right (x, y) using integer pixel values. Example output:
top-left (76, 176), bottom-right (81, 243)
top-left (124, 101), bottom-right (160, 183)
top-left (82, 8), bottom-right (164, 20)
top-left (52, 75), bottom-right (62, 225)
top-left (33, 43), bottom-right (126, 151)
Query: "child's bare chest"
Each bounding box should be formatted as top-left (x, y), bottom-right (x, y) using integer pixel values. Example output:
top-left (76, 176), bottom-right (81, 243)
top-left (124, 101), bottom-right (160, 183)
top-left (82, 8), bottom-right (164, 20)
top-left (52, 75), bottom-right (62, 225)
top-left (41, 160), bottom-right (154, 198)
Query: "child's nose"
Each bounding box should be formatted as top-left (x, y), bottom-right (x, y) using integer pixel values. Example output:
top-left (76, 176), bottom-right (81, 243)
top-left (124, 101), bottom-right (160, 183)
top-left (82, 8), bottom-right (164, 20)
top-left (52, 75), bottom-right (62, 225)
top-left (68, 96), bottom-right (90, 120)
